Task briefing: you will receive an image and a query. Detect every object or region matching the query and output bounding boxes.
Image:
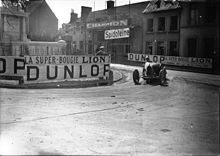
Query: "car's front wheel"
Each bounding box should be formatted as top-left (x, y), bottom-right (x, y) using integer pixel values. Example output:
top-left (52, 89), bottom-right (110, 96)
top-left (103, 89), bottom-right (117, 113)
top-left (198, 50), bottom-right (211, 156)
top-left (133, 69), bottom-right (140, 85)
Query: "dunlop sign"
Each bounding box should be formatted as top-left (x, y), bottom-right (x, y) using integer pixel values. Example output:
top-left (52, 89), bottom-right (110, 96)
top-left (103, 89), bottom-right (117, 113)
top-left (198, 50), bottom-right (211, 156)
top-left (0, 55), bottom-right (111, 84)
top-left (128, 53), bottom-right (212, 69)
top-left (105, 28), bottom-right (130, 40)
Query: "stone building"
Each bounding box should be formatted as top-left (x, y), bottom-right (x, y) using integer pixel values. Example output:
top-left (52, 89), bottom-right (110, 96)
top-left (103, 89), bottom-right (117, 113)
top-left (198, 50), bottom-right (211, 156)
top-left (86, 1), bottom-right (149, 63)
top-left (60, 7), bottom-right (92, 55)
top-left (142, 0), bottom-right (181, 56)
top-left (0, 2), bottom-right (64, 56)
top-left (26, 0), bottom-right (58, 41)
top-left (59, 0), bottom-right (220, 73)
top-left (179, 0), bottom-right (220, 72)
top-left (142, 0), bottom-right (220, 72)
top-left (0, 7), bottom-right (28, 55)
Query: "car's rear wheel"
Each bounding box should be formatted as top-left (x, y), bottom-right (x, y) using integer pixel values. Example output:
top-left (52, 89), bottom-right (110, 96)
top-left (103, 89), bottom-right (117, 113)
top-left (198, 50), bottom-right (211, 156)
top-left (133, 69), bottom-right (140, 85)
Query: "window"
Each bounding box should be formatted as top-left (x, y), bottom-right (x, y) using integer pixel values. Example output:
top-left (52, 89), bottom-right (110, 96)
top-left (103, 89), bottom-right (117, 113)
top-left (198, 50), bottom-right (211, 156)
top-left (157, 41), bottom-right (166, 55)
top-left (81, 26), bottom-right (84, 34)
top-left (145, 42), bottom-right (153, 54)
top-left (72, 41), bottom-right (76, 52)
top-left (170, 16), bottom-right (178, 31)
top-left (206, 3), bottom-right (216, 23)
top-left (125, 45), bottom-right (130, 54)
top-left (188, 38), bottom-right (197, 57)
top-left (147, 18), bottom-right (153, 32)
top-left (95, 18), bottom-right (102, 22)
top-left (158, 17), bottom-right (165, 32)
top-left (169, 41), bottom-right (178, 56)
top-left (190, 5), bottom-right (198, 25)
top-left (80, 41), bottom-right (84, 50)
top-left (97, 31), bottom-right (104, 41)
top-left (204, 38), bottom-right (214, 58)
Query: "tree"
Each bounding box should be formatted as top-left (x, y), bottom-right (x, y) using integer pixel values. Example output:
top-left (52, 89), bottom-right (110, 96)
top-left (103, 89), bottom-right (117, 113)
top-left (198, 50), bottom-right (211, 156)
top-left (1, 0), bottom-right (29, 11)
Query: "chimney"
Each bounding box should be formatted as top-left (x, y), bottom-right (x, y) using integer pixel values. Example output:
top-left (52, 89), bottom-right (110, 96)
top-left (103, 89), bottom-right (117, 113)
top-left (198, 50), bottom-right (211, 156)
top-left (107, 0), bottom-right (114, 9)
top-left (70, 9), bottom-right (78, 23)
top-left (81, 6), bottom-right (92, 22)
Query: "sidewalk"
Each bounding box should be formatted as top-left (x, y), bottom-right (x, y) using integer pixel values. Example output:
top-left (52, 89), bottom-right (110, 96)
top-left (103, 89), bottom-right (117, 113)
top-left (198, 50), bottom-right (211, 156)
top-left (111, 64), bottom-right (220, 87)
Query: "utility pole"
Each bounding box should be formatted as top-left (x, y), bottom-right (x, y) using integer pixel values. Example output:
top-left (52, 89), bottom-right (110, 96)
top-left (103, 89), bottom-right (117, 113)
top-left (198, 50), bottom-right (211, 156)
top-left (0, 6), bottom-right (2, 55)
top-left (0, 6), bottom-right (2, 41)
top-left (129, 0), bottom-right (131, 53)
top-left (93, 0), bottom-right (95, 54)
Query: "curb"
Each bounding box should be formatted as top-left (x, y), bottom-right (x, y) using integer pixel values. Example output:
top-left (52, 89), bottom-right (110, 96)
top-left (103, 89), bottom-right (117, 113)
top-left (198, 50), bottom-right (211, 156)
top-left (0, 70), bottom-right (123, 89)
top-left (112, 70), bottom-right (123, 82)
top-left (111, 64), bottom-right (220, 88)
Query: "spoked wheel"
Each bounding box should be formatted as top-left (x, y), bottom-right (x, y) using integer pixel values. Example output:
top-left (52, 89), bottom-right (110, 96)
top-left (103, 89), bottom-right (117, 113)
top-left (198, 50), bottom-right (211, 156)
top-left (133, 69), bottom-right (140, 85)
top-left (159, 70), bottom-right (167, 86)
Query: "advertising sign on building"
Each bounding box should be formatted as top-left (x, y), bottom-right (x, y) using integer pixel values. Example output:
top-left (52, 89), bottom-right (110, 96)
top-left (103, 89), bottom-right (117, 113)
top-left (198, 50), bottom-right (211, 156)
top-left (105, 28), bottom-right (130, 40)
top-left (87, 19), bottom-right (128, 29)
top-left (0, 55), bottom-right (111, 84)
top-left (128, 53), bottom-right (212, 69)
top-left (10, 41), bottom-right (66, 56)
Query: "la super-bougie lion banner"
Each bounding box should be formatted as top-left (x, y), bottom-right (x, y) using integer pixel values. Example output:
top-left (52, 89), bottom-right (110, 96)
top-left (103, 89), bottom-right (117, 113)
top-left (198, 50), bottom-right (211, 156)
top-left (0, 55), bottom-right (111, 84)
top-left (128, 53), bottom-right (212, 69)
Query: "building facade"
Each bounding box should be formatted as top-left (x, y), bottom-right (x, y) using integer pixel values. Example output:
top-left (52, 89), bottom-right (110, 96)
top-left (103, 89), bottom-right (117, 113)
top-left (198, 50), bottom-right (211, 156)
top-left (142, 0), bottom-right (219, 72)
top-left (0, 3), bottom-right (65, 57)
top-left (27, 0), bottom-right (58, 41)
top-left (142, 0), bottom-right (181, 57)
top-left (179, 0), bottom-right (220, 71)
top-left (86, 1), bottom-right (149, 64)
top-left (60, 0), bottom-right (220, 73)
top-left (59, 7), bottom-right (92, 55)
top-left (0, 7), bottom-right (28, 55)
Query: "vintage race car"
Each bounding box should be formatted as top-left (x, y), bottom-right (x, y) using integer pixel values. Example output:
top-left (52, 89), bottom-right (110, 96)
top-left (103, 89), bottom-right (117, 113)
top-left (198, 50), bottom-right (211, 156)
top-left (133, 62), bottom-right (167, 85)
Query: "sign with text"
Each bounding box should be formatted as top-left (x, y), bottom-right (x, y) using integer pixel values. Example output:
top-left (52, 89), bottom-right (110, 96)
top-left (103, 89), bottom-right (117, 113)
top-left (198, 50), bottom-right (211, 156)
top-left (105, 28), bottom-right (130, 40)
top-left (27, 44), bottom-right (65, 55)
top-left (10, 41), bottom-right (66, 56)
top-left (87, 19), bottom-right (128, 29)
top-left (128, 53), bottom-right (212, 69)
top-left (0, 55), bottom-right (111, 84)
top-left (24, 55), bottom-right (110, 65)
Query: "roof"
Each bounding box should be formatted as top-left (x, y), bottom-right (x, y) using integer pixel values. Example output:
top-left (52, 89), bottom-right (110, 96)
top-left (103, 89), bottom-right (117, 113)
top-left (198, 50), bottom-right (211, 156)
top-left (0, 7), bottom-right (28, 17)
top-left (26, 0), bottom-right (58, 20)
top-left (86, 1), bottom-right (149, 22)
top-left (142, 0), bottom-right (181, 14)
top-left (26, 0), bottom-right (44, 13)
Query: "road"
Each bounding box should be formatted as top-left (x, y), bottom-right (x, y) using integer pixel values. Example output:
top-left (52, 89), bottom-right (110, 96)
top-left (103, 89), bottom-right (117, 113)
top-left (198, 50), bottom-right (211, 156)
top-left (0, 68), bottom-right (219, 155)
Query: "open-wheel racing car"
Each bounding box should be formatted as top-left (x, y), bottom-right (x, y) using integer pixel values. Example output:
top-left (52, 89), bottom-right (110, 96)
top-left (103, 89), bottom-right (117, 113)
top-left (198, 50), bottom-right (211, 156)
top-left (133, 61), bottom-right (167, 86)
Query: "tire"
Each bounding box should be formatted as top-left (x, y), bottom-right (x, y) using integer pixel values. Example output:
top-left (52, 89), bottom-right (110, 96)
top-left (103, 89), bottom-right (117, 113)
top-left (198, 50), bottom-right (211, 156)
top-left (133, 69), bottom-right (140, 85)
top-left (159, 69), bottom-right (166, 85)
top-left (146, 65), bottom-right (152, 77)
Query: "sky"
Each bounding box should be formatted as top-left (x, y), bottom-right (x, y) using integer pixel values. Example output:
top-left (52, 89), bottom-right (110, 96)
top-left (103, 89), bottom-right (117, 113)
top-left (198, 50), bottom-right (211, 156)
top-left (46, 0), bottom-right (148, 28)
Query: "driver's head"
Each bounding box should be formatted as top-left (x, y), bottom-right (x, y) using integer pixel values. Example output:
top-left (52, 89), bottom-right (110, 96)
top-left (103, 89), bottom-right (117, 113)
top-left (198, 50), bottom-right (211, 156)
top-left (99, 46), bottom-right (104, 50)
top-left (145, 56), bottom-right (150, 62)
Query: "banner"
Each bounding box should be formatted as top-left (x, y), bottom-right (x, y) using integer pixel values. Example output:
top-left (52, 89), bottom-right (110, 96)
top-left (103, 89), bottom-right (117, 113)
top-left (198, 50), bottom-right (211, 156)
top-left (128, 53), bottom-right (212, 69)
top-left (0, 55), bottom-right (111, 84)
top-left (105, 28), bottom-right (130, 40)
top-left (24, 55), bottom-right (111, 65)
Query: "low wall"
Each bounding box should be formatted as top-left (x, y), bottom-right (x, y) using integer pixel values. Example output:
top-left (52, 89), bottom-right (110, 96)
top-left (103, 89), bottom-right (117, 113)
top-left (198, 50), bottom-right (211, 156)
top-left (0, 41), bottom-right (66, 56)
top-left (128, 53), bottom-right (213, 69)
top-left (0, 55), bottom-right (111, 86)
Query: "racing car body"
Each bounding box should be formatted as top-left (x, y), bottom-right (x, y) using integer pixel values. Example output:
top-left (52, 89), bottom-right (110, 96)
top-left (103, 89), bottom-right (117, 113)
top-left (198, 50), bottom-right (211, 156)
top-left (133, 62), bottom-right (167, 85)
